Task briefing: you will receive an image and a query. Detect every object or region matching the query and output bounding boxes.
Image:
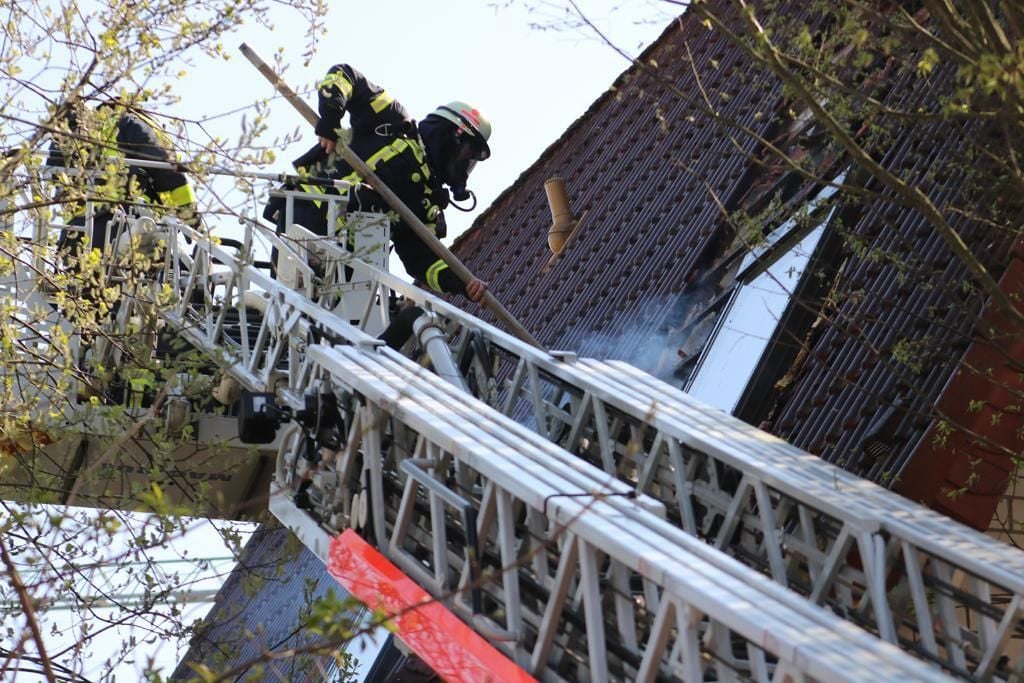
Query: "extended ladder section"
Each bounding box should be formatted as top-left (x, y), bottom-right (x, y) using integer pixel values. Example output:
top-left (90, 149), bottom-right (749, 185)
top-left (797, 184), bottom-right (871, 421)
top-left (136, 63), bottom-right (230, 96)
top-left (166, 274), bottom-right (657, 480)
top-left (213, 213), bottom-right (1022, 681)
top-left (272, 344), bottom-right (945, 682)
top-left (148, 202), bottom-right (945, 681)
top-left (6, 171), bottom-right (1022, 680)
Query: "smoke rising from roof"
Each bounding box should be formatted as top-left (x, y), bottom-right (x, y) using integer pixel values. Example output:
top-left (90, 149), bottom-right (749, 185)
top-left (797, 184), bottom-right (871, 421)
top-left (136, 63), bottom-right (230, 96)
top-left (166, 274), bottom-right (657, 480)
top-left (559, 294), bottom-right (700, 382)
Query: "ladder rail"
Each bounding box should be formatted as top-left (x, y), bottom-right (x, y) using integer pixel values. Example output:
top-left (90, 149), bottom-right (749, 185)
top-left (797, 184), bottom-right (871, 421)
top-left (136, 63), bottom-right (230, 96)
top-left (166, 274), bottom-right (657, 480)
top-left (159, 211), bottom-right (1024, 679)
top-left (271, 342), bottom-right (947, 682)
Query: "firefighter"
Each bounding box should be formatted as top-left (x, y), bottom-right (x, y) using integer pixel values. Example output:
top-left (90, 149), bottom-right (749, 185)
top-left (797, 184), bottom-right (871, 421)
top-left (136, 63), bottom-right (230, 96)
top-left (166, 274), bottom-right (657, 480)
top-left (266, 64), bottom-right (490, 303)
top-left (45, 99), bottom-right (201, 325)
top-left (48, 99), bottom-right (201, 263)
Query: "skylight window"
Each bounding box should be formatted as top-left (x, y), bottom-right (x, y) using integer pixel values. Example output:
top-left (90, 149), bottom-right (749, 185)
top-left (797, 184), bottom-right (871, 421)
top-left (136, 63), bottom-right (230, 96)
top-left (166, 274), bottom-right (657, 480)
top-left (684, 175), bottom-right (845, 414)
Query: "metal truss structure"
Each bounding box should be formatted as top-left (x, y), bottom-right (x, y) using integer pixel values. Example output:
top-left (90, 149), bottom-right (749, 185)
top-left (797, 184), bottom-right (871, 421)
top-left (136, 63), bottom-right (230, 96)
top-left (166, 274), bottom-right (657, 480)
top-left (8, 172), bottom-right (1023, 680)
top-left (268, 343), bottom-right (945, 682)
top-left (137, 204), bottom-right (944, 681)
top-left (203, 211), bottom-right (1022, 681)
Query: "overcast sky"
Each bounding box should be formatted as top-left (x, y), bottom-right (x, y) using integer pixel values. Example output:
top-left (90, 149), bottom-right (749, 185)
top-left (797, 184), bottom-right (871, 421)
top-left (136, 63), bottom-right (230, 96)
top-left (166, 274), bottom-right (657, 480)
top-left (175, 0), bottom-right (675, 242)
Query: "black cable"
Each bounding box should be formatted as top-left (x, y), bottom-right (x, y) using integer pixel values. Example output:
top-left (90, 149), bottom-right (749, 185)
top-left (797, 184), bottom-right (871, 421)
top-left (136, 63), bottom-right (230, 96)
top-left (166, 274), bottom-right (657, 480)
top-left (542, 489), bottom-right (638, 519)
top-left (449, 190), bottom-right (477, 212)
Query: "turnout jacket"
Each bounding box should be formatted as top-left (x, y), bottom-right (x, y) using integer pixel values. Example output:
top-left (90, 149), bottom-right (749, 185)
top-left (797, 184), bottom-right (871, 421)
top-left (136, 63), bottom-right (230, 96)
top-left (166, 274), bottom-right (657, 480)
top-left (304, 63), bottom-right (465, 297)
top-left (48, 102), bottom-right (196, 222)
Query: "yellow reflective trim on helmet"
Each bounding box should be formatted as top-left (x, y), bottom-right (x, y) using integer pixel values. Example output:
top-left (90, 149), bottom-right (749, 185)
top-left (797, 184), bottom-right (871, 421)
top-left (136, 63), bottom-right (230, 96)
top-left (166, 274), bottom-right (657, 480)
top-left (370, 90), bottom-right (394, 113)
top-left (425, 259), bottom-right (448, 293)
top-left (158, 183), bottom-right (195, 208)
top-left (320, 71), bottom-right (354, 100)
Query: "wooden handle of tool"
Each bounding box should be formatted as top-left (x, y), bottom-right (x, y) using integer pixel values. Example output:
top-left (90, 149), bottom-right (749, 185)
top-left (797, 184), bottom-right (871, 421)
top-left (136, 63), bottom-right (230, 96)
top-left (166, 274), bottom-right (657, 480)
top-left (239, 43), bottom-right (544, 350)
top-left (240, 44), bottom-right (320, 127)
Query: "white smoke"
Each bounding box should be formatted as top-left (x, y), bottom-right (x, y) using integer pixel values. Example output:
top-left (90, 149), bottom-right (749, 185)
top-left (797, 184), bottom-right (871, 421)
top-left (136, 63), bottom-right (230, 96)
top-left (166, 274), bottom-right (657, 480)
top-left (559, 293), bottom-right (700, 381)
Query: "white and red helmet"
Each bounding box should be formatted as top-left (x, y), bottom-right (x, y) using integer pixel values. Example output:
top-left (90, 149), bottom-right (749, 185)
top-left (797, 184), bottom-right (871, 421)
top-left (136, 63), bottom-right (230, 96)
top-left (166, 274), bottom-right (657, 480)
top-left (431, 101), bottom-right (491, 161)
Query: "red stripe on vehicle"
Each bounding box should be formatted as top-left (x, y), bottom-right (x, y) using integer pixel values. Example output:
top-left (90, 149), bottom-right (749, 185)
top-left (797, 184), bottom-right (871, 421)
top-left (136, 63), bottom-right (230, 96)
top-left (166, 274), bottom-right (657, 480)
top-left (328, 529), bottom-right (536, 683)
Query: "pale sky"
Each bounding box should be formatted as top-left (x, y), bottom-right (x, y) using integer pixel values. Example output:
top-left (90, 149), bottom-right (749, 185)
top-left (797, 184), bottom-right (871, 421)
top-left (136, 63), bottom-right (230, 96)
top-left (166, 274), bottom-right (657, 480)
top-left (5, 1), bottom-right (676, 680)
top-left (175, 0), bottom-right (675, 242)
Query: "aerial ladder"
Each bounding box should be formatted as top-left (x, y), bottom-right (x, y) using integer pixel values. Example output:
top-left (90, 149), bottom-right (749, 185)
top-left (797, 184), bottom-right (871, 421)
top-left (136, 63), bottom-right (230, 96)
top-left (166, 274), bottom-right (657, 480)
top-left (3, 159), bottom-right (1023, 682)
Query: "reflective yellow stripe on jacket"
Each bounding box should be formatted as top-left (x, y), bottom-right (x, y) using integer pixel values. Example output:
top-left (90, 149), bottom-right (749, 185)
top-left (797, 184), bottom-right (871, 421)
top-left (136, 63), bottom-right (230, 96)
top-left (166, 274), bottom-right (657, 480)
top-left (370, 90), bottom-right (394, 113)
top-left (129, 109), bottom-right (194, 207)
top-left (320, 71), bottom-right (354, 100)
top-left (425, 259), bottom-right (448, 293)
top-left (158, 183), bottom-right (196, 208)
top-left (338, 138), bottom-right (418, 199)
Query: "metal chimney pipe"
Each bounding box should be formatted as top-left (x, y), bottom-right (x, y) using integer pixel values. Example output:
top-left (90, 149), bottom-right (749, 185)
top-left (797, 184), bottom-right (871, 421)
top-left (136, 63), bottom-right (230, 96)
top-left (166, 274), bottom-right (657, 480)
top-left (545, 177), bottom-right (577, 254)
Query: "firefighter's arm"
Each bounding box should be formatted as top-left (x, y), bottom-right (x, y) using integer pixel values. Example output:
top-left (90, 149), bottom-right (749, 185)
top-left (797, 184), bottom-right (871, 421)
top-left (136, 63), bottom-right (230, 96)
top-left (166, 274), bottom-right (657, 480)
top-left (391, 236), bottom-right (465, 299)
top-left (118, 115), bottom-right (198, 226)
top-left (376, 188), bottom-right (456, 297)
top-left (421, 256), bottom-right (487, 302)
top-left (351, 183), bottom-right (484, 301)
top-left (316, 64), bottom-right (357, 141)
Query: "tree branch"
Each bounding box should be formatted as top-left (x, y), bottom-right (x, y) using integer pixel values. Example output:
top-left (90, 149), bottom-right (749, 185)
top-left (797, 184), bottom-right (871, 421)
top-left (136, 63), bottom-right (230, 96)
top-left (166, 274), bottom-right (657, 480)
top-left (693, 0), bottom-right (1024, 328)
top-left (0, 534), bottom-right (58, 683)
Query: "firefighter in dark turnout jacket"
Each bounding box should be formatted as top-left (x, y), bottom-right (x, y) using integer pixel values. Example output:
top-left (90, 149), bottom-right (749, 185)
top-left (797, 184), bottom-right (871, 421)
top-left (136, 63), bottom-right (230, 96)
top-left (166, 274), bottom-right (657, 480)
top-left (268, 64), bottom-right (491, 302)
top-left (48, 99), bottom-right (200, 256)
top-left (47, 99), bottom-right (200, 322)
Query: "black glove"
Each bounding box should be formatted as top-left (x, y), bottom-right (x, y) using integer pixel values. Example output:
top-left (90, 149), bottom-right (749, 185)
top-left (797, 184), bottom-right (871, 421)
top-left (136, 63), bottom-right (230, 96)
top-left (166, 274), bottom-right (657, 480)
top-left (264, 193), bottom-right (284, 223)
top-left (292, 142), bottom-right (328, 170)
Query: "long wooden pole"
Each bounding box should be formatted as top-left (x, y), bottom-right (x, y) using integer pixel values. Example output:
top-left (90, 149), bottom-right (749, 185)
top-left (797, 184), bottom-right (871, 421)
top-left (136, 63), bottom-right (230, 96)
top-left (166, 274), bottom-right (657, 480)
top-left (239, 43), bottom-right (545, 350)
